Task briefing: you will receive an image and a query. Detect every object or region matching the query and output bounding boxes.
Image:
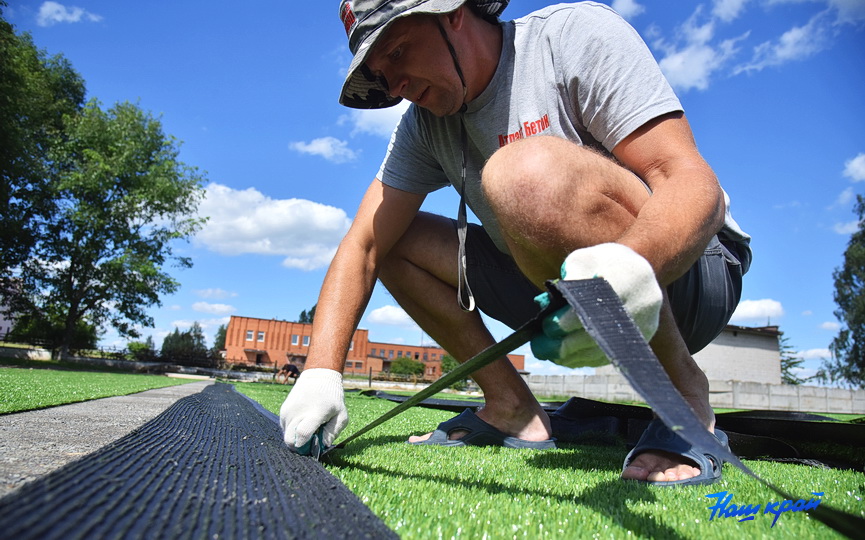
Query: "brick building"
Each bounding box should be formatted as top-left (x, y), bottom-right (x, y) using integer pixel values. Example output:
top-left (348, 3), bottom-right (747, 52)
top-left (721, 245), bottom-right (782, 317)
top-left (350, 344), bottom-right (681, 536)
top-left (224, 315), bottom-right (524, 379)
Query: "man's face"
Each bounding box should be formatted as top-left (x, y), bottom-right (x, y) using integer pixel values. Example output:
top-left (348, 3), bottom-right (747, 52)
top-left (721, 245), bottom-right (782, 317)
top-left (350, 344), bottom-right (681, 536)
top-left (365, 15), bottom-right (465, 117)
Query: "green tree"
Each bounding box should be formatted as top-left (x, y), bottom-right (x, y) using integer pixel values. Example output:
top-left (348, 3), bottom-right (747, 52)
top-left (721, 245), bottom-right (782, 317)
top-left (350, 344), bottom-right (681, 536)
top-left (161, 323), bottom-right (211, 366)
top-left (440, 354), bottom-right (459, 374)
top-left (818, 194), bottom-right (865, 388)
top-left (778, 332), bottom-right (804, 385)
top-left (391, 356), bottom-right (424, 376)
top-left (0, 6), bottom-right (85, 294)
top-left (8, 309), bottom-right (98, 352)
top-left (298, 304), bottom-right (317, 324)
top-left (128, 336), bottom-right (157, 362)
top-left (17, 100), bottom-right (205, 357)
top-left (212, 323), bottom-right (227, 355)
top-left (439, 354), bottom-right (467, 390)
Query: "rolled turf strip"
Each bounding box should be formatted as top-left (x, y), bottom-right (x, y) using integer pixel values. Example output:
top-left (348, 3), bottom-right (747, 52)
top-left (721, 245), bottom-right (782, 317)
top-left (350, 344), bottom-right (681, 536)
top-left (0, 383), bottom-right (396, 540)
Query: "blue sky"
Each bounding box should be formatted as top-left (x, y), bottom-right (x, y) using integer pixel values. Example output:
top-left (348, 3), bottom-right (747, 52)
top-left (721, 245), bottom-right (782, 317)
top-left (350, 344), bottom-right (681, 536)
top-left (5, 0), bottom-right (865, 380)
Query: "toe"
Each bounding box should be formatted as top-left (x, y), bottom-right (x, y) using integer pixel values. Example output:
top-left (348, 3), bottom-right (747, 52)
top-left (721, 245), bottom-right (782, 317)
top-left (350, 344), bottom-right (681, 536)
top-left (622, 450), bottom-right (701, 483)
top-left (407, 429), bottom-right (468, 444)
top-left (407, 432), bottom-right (433, 443)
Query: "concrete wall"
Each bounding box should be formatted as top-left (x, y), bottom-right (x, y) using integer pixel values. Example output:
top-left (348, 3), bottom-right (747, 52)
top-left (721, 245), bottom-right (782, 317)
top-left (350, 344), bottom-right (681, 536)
top-left (595, 325), bottom-right (783, 385)
top-left (0, 346), bottom-right (51, 361)
top-left (693, 328), bottom-right (782, 384)
top-left (524, 373), bottom-right (865, 414)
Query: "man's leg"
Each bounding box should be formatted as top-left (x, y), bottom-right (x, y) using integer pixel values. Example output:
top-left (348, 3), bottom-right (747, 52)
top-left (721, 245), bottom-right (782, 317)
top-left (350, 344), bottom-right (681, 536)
top-left (377, 211), bottom-right (551, 442)
top-left (480, 135), bottom-right (715, 482)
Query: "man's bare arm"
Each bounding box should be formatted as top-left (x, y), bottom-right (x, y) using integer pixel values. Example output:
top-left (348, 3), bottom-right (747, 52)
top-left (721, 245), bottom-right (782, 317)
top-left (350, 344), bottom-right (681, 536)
top-left (612, 112), bottom-right (726, 286)
top-left (303, 179), bottom-right (426, 371)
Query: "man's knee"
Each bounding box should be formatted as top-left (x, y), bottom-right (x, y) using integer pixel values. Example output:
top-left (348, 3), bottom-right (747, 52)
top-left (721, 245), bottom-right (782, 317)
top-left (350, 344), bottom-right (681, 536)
top-left (481, 136), bottom-right (647, 254)
top-left (482, 136), bottom-right (587, 203)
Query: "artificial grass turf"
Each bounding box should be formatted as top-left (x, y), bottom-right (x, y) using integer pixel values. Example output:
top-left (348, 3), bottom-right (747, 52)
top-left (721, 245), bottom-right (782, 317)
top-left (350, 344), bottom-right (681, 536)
top-left (0, 362), bottom-right (193, 414)
top-left (236, 382), bottom-right (864, 540)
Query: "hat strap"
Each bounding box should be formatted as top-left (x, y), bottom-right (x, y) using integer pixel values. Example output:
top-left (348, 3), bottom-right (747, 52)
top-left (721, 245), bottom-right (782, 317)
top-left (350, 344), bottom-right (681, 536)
top-left (434, 16), bottom-right (473, 311)
top-left (435, 17), bottom-right (468, 112)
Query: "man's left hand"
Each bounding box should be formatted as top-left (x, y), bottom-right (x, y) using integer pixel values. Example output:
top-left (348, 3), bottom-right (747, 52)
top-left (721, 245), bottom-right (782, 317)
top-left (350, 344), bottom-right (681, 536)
top-left (531, 243), bottom-right (663, 367)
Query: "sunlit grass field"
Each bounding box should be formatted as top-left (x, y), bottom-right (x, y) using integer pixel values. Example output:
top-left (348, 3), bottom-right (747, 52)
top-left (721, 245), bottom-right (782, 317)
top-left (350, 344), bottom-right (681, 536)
top-left (237, 382), bottom-right (864, 540)
top-left (2, 362), bottom-right (861, 539)
top-left (0, 359), bottom-right (191, 414)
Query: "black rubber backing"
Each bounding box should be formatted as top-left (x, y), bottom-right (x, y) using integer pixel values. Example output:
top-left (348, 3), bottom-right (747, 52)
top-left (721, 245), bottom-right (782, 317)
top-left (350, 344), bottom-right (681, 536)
top-left (0, 383), bottom-right (396, 540)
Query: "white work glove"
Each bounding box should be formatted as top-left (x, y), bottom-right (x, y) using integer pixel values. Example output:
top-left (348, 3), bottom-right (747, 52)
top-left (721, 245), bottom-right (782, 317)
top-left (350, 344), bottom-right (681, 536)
top-left (531, 243), bottom-right (663, 368)
top-left (279, 368), bottom-right (349, 449)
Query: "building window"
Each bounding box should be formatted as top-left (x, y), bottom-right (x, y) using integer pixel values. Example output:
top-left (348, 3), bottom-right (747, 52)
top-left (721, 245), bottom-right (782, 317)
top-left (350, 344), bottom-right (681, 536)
top-left (349, 340), bottom-right (354, 351)
top-left (371, 348), bottom-right (377, 356)
top-left (355, 361), bottom-right (363, 369)
top-left (257, 331), bottom-right (265, 342)
top-left (423, 353), bottom-right (428, 361)
top-left (303, 336), bottom-right (310, 346)
top-left (397, 351), bottom-right (403, 358)
top-left (246, 330), bottom-right (254, 341)
top-left (389, 350), bottom-right (394, 358)
top-left (292, 335), bottom-right (299, 346)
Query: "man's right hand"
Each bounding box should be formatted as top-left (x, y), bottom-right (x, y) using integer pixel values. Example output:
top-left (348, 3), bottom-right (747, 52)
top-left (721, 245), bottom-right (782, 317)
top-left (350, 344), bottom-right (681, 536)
top-left (279, 368), bottom-right (349, 449)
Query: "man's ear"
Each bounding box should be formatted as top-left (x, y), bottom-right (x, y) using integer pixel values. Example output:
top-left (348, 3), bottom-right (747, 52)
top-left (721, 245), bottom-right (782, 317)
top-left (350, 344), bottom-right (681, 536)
top-left (445, 5), bottom-right (465, 31)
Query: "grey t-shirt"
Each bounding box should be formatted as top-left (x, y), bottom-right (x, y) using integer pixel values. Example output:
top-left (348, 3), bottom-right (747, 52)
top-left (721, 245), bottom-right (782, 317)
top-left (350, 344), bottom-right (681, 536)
top-left (377, 1), bottom-right (751, 272)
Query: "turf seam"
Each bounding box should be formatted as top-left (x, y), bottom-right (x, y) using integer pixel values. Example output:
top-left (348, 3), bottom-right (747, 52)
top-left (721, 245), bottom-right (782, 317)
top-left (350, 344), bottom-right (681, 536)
top-left (0, 383), bottom-right (397, 539)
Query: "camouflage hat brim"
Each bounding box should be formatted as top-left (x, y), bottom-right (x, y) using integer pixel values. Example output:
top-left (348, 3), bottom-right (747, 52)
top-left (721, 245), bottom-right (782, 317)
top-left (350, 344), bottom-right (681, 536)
top-left (338, 0), bottom-right (509, 109)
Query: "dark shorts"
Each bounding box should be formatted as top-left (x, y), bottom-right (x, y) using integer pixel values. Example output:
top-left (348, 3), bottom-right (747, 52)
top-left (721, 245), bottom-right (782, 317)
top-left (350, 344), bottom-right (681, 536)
top-left (462, 222), bottom-right (744, 354)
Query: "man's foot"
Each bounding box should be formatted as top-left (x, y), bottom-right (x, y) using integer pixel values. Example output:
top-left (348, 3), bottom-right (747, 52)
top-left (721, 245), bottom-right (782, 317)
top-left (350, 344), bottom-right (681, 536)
top-left (620, 419), bottom-right (725, 486)
top-left (621, 450), bottom-right (704, 482)
top-left (408, 405), bottom-right (552, 444)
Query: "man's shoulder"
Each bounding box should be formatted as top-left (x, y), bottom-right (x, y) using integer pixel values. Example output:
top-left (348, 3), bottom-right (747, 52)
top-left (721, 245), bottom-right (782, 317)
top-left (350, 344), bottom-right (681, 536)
top-left (514, 1), bottom-right (619, 25)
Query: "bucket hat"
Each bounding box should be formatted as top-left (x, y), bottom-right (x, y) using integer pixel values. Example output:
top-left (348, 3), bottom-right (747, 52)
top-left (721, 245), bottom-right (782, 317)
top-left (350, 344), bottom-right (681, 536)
top-left (338, 0), bottom-right (509, 109)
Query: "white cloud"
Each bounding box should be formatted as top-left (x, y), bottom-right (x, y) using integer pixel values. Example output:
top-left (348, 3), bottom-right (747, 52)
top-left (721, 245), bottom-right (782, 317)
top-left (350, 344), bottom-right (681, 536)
top-left (192, 302), bottom-right (236, 315)
top-left (367, 305), bottom-right (418, 328)
top-left (611, 0), bottom-right (645, 20)
top-left (289, 136), bottom-right (358, 163)
top-left (658, 43), bottom-right (728, 91)
top-left (650, 1), bottom-right (862, 88)
top-left (829, 0), bottom-right (865, 23)
top-left (833, 186), bottom-right (856, 208)
top-left (790, 366), bottom-right (818, 380)
top-left (169, 317), bottom-right (230, 332)
top-left (195, 183), bottom-right (351, 271)
top-left (342, 100), bottom-right (410, 139)
top-left (195, 288), bottom-right (237, 300)
top-left (712, 0), bottom-right (750, 22)
top-left (37, 1), bottom-right (102, 26)
top-left (735, 10), bottom-right (831, 73)
top-left (730, 298), bottom-right (784, 323)
top-left (653, 9), bottom-right (747, 91)
top-left (792, 347), bottom-right (831, 360)
top-left (820, 321), bottom-right (841, 331)
top-left (833, 219), bottom-right (860, 234)
top-left (843, 153), bottom-right (865, 182)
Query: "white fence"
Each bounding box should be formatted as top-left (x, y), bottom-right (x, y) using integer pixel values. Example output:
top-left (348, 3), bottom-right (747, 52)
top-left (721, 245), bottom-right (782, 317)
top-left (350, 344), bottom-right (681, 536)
top-left (524, 374), bottom-right (865, 414)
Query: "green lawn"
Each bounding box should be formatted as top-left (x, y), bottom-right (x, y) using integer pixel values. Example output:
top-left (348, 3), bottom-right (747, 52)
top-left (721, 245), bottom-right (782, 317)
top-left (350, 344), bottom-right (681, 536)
top-left (0, 360), bottom-right (193, 414)
top-left (3, 366), bottom-right (860, 539)
top-left (236, 382), bottom-right (865, 540)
